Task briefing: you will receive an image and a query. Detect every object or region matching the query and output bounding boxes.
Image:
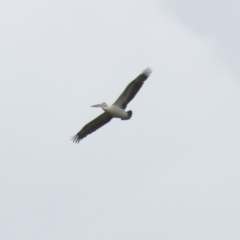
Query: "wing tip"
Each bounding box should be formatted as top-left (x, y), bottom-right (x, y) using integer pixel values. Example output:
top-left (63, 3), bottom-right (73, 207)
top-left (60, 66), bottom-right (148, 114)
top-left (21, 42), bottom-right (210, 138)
top-left (141, 67), bottom-right (152, 77)
top-left (71, 135), bottom-right (81, 143)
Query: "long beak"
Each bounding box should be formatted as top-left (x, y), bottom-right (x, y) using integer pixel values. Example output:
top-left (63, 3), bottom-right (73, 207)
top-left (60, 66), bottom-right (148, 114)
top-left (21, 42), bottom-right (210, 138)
top-left (91, 103), bottom-right (102, 107)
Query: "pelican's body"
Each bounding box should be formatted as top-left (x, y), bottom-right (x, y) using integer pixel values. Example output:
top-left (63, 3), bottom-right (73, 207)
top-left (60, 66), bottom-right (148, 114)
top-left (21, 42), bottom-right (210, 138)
top-left (72, 67), bottom-right (152, 143)
top-left (92, 103), bottom-right (131, 120)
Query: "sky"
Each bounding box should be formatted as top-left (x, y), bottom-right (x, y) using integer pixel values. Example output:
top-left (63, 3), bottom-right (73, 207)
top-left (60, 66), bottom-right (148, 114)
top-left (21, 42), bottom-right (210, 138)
top-left (0, 1), bottom-right (240, 239)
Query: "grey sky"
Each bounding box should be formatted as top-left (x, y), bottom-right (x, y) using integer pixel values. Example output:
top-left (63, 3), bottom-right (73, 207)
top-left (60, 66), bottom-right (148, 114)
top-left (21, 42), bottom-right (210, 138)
top-left (166, 0), bottom-right (240, 75)
top-left (0, 1), bottom-right (240, 239)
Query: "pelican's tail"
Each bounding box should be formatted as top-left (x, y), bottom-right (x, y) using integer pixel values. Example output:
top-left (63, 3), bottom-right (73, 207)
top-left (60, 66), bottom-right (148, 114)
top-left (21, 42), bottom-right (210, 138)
top-left (127, 110), bottom-right (132, 119)
top-left (121, 110), bottom-right (132, 120)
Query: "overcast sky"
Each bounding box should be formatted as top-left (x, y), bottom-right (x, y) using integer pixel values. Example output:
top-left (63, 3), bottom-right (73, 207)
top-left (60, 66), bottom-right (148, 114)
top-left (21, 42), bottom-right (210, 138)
top-left (1, 1), bottom-right (240, 239)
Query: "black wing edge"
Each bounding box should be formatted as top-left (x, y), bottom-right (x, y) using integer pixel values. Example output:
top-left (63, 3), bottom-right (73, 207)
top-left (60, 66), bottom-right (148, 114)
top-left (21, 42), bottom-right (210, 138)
top-left (140, 67), bottom-right (152, 78)
top-left (71, 134), bottom-right (82, 144)
top-left (113, 67), bottom-right (153, 109)
top-left (71, 113), bottom-right (113, 143)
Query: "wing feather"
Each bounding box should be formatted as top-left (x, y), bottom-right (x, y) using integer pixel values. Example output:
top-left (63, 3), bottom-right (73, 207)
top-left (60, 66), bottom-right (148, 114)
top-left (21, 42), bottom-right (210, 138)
top-left (113, 67), bottom-right (152, 109)
top-left (71, 112), bottom-right (113, 143)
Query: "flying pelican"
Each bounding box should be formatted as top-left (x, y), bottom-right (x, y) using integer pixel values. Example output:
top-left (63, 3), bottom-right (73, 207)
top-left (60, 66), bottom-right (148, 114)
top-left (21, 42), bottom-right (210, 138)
top-left (71, 67), bottom-right (152, 143)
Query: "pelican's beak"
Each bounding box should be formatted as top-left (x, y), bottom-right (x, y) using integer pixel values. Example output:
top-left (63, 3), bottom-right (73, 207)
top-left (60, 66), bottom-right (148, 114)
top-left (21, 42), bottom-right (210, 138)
top-left (91, 103), bottom-right (102, 107)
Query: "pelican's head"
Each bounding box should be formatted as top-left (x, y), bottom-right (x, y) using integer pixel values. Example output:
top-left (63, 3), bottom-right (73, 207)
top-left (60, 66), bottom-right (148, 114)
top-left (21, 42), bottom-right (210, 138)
top-left (91, 102), bottom-right (108, 108)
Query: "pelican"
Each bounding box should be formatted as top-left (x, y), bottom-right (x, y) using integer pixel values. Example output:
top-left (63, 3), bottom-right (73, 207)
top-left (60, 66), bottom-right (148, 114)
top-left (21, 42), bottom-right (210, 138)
top-left (71, 67), bottom-right (152, 143)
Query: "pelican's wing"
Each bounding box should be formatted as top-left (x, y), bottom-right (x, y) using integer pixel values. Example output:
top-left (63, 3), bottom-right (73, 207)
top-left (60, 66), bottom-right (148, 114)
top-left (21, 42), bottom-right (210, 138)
top-left (113, 67), bottom-right (152, 109)
top-left (71, 112), bottom-right (113, 143)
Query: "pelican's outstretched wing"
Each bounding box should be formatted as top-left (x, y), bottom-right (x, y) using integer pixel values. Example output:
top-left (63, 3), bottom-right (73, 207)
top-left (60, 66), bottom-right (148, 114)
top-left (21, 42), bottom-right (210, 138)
top-left (71, 112), bottom-right (113, 143)
top-left (113, 67), bottom-right (152, 109)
